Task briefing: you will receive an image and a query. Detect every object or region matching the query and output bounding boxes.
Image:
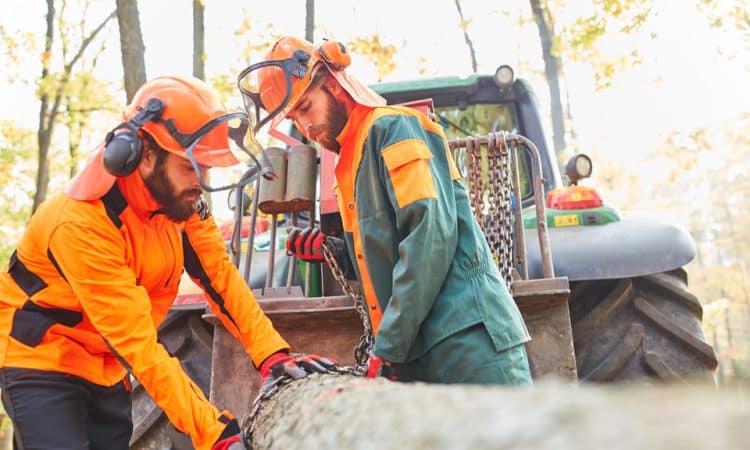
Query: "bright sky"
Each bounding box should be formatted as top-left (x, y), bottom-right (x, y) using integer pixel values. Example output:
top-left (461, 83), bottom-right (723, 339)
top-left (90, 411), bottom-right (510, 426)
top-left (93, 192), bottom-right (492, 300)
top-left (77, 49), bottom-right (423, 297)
top-left (2, 0), bottom-right (749, 200)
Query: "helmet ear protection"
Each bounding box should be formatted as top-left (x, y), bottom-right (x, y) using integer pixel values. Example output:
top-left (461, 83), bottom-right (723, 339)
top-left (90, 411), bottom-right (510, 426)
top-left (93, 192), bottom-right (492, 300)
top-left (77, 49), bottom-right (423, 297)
top-left (103, 98), bottom-right (165, 177)
top-left (319, 39), bottom-right (351, 71)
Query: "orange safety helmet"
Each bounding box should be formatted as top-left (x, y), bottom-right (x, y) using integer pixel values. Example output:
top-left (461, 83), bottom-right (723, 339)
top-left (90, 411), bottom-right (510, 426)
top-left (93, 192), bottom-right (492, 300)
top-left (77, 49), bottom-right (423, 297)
top-left (122, 75), bottom-right (239, 168)
top-left (67, 76), bottom-right (255, 200)
top-left (237, 36), bottom-right (385, 133)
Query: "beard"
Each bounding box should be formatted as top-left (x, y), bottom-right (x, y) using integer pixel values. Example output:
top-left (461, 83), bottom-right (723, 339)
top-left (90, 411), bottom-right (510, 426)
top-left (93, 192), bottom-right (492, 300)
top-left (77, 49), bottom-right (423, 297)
top-left (311, 90), bottom-right (349, 152)
top-left (143, 158), bottom-right (202, 222)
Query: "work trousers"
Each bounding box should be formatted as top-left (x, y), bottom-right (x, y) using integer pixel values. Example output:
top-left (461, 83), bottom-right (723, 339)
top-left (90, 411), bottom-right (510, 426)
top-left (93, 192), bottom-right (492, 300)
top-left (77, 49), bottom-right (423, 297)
top-left (404, 323), bottom-right (533, 385)
top-left (0, 368), bottom-right (132, 450)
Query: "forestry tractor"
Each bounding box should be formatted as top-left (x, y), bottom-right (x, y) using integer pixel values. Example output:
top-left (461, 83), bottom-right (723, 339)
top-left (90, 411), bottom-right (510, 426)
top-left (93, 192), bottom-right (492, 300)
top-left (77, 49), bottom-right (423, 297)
top-left (130, 65), bottom-right (718, 449)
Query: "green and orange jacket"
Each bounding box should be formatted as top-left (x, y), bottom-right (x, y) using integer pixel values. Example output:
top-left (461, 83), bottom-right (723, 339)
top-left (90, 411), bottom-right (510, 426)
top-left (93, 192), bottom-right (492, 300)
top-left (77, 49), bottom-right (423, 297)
top-left (334, 104), bottom-right (530, 364)
top-left (0, 172), bottom-right (289, 450)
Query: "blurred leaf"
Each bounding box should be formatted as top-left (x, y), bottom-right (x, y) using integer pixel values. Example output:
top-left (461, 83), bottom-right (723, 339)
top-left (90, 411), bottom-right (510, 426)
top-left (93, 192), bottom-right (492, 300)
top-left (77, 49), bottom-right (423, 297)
top-left (348, 33), bottom-right (398, 82)
top-left (559, 0), bottom-right (654, 89)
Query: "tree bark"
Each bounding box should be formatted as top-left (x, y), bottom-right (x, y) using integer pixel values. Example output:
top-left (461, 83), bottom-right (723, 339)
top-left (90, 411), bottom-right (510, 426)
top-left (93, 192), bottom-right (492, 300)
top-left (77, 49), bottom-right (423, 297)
top-left (33, 0), bottom-right (56, 214)
top-left (454, 0), bottom-right (478, 73)
top-left (529, 0), bottom-right (566, 159)
top-left (248, 374), bottom-right (749, 450)
top-left (115, 0), bottom-right (146, 103)
top-left (193, 0), bottom-right (205, 80)
top-left (305, 0), bottom-right (314, 42)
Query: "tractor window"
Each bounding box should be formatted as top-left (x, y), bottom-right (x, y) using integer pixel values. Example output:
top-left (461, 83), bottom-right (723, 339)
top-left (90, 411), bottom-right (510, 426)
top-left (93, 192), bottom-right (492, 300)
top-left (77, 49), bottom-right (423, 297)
top-left (435, 104), bottom-right (532, 200)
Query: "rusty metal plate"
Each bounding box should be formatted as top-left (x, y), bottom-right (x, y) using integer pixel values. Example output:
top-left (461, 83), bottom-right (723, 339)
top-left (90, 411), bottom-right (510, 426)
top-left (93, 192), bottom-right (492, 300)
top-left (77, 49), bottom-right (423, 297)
top-left (207, 300), bottom-right (362, 413)
top-left (512, 276), bottom-right (578, 381)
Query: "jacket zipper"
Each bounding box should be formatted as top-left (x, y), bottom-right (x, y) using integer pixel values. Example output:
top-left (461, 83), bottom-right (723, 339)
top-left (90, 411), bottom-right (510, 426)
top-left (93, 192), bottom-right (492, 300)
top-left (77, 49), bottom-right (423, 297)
top-left (163, 228), bottom-right (177, 288)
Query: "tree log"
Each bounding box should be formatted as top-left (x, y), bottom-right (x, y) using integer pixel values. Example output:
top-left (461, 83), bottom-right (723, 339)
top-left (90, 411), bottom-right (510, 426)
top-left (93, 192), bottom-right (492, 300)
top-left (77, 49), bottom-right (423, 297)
top-left (247, 374), bottom-right (749, 450)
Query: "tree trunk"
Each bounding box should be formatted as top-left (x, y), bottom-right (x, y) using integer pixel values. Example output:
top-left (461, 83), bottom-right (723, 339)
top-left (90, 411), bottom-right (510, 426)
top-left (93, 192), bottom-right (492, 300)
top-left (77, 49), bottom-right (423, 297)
top-left (193, 0), bottom-right (205, 80)
top-left (191, 0), bottom-right (211, 209)
top-left (32, 0), bottom-right (56, 214)
top-left (305, 0), bottom-right (314, 42)
top-left (115, 0), bottom-right (146, 103)
top-left (248, 374), bottom-right (748, 450)
top-left (454, 0), bottom-right (478, 73)
top-left (529, 0), bottom-right (566, 159)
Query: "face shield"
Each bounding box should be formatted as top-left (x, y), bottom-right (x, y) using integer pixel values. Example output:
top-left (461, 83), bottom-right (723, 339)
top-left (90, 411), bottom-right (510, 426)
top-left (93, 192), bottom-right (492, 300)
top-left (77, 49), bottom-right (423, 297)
top-left (236, 49), bottom-right (314, 134)
top-left (181, 112), bottom-right (264, 193)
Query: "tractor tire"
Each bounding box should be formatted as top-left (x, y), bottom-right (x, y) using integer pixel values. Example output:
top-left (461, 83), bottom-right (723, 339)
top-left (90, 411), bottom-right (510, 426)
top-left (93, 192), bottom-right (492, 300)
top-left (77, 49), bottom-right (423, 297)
top-left (568, 268), bottom-right (718, 382)
top-left (129, 309), bottom-right (214, 450)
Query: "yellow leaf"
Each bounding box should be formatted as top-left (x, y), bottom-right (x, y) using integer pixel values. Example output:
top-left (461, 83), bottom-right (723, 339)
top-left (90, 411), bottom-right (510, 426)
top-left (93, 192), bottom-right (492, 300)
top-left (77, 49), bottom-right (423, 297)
top-left (41, 50), bottom-right (51, 69)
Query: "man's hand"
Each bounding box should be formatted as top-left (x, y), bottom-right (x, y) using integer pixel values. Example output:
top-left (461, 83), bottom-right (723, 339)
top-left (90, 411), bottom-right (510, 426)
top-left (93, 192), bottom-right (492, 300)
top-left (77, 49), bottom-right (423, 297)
top-left (259, 351), bottom-right (337, 392)
top-left (286, 227), bottom-right (341, 262)
top-left (211, 419), bottom-right (247, 450)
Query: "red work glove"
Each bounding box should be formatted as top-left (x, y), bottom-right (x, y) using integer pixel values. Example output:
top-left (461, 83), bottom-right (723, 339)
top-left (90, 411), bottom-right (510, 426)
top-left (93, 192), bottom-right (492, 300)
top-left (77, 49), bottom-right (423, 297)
top-left (211, 419), bottom-right (247, 450)
top-left (286, 227), bottom-right (344, 262)
top-left (259, 351), bottom-right (337, 392)
top-left (366, 353), bottom-right (400, 381)
top-left (212, 435), bottom-right (246, 450)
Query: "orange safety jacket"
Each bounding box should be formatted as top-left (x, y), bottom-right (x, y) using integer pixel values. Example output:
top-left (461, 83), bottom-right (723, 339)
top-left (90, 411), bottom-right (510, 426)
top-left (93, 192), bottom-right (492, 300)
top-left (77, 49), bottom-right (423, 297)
top-left (0, 171), bottom-right (289, 450)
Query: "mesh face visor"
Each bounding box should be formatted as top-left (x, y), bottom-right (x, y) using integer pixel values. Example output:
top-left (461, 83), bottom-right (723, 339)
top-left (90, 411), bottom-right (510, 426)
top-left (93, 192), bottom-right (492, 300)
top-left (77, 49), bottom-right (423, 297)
top-left (184, 113), bottom-right (263, 192)
top-left (237, 49), bottom-right (312, 133)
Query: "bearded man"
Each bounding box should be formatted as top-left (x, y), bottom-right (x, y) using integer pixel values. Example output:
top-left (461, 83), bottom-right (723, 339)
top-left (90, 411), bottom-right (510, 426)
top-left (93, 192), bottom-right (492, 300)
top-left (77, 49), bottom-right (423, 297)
top-left (0, 75), bottom-right (334, 450)
top-left (239, 37), bottom-right (532, 385)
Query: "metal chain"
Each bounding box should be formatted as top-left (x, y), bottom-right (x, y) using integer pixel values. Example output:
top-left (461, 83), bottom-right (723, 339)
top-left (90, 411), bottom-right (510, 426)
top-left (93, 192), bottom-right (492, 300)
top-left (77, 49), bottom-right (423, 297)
top-left (467, 136), bottom-right (484, 227)
top-left (242, 242), bottom-right (375, 445)
top-left (486, 134), bottom-right (501, 267)
top-left (242, 245), bottom-right (374, 444)
top-left (244, 374), bottom-right (294, 442)
top-left (455, 133), bottom-right (515, 287)
top-left (321, 241), bottom-right (374, 373)
top-left (488, 133), bottom-right (514, 286)
top-left (243, 357), bottom-right (360, 445)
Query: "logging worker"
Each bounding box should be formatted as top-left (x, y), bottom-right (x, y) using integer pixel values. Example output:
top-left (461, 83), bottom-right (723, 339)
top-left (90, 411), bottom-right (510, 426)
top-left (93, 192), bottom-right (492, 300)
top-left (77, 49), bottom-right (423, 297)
top-left (240, 36), bottom-right (532, 385)
top-left (0, 75), bottom-right (335, 450)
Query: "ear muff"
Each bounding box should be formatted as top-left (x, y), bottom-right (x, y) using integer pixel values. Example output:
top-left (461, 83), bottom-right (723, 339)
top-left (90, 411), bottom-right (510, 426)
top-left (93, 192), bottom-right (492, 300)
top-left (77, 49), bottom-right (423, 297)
top-left (319, 40), bottom-right (351, 71)
top-left (103, 98), bottom-right (165, 177)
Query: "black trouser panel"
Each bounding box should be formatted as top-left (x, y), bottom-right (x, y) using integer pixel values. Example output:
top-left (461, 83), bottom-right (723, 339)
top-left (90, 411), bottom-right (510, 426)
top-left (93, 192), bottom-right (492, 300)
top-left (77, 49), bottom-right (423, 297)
top-left (0, 368), bottom-right (132, 450)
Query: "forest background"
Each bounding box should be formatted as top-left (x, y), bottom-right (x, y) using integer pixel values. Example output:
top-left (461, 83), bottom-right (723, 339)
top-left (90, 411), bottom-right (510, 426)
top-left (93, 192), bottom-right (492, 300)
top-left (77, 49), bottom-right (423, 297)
top-left (1, 0), bottom-right (749, 385)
